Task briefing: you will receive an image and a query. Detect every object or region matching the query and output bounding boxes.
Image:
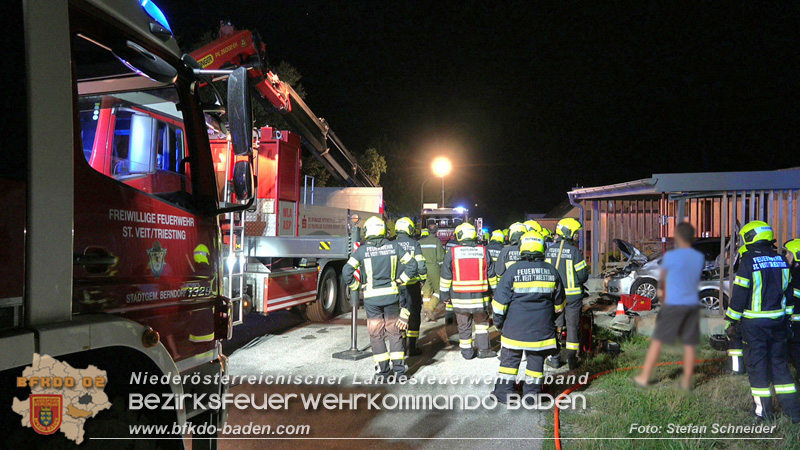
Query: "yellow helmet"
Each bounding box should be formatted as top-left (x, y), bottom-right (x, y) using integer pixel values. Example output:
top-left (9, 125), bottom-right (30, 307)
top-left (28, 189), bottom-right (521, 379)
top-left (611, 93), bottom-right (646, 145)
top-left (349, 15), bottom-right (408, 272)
top-left (490, 230), bottom-right (505, 243)
top-left (193, 244), bottom-right (210, 265)
top-left (739, 220), bottom-right (773, 246)
top-left (502, 228), bottom-right (509, 237)
top-left (520, 230), bottom-right (545, 255)
top-left (540, 227), bottom-right (553, 240)
top-left (364, 216), bottom-right (386, 238)
top-left (508, 222), bottom-right (528, 243)
top-left (395, 217), bottom-right (414, 235)
top-left (784, 239), bottom-right (800, 261)
top-left (420, 228), bottom-right (430, 237)
top-left (556, 218), bottom-right (582, 240)
top-left (454, 223), bottom-right (477, 242)
top-left (523, 220), bottom-right (543, 233)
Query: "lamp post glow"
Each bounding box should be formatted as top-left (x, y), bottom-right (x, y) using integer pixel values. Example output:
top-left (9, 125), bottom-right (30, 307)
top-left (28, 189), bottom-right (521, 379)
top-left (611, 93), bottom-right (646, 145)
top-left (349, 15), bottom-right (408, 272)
top-left (431, 157), bottom-right (452, 207)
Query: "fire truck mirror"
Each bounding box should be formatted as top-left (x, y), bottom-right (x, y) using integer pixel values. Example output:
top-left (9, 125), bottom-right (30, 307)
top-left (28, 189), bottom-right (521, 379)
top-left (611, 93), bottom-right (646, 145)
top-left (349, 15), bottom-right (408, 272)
top-left (232, 161), bottom-right (254, 201)
top-left (111, 40), bottom-right (177, 84)
top-left (227, 67), bottom-right (253, 156)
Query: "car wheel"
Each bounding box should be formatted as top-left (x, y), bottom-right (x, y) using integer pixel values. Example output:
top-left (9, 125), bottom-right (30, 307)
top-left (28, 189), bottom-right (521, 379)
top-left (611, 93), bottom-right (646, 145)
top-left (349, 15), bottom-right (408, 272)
top-left (631, 277), bottom-right (658, 301)
top-left (306, 268), bottom-right (337, 322)
top-left (699, 288), bottom-right (729, 311)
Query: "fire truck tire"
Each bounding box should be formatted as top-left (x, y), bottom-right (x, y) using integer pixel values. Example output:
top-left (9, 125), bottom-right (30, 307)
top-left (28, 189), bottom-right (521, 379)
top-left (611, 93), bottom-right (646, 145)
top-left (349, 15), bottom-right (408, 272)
top-left (337, 270), bottom-right (354, 313)
top-left (307, 268), bottom-right (337, 322)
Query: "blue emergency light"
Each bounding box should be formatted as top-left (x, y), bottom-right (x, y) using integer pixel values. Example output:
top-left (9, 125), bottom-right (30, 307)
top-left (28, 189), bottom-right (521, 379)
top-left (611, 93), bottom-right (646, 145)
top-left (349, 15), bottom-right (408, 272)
top-left (139, 0), bottom-right (171, 33)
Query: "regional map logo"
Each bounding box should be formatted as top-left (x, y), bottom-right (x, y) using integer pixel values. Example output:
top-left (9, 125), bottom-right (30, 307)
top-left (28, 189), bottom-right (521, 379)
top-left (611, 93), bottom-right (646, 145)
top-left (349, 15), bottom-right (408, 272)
top-left (12, 354), bottom-right (111, 444)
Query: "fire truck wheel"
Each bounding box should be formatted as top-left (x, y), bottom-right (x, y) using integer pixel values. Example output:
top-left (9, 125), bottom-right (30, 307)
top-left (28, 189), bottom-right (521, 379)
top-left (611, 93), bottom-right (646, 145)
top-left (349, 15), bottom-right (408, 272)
top-left (337, 270), bottom-right (354, 313)
top-left (307, 268), bottom-right (337, 322)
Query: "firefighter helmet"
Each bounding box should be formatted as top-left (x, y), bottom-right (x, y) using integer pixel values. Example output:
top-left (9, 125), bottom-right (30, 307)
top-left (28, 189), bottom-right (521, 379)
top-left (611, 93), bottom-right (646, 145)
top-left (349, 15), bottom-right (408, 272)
top-left (454, 223), bottom-right (477, 242)
top-left (556, 218), bottom-right (582, 240)
top-left (739, 220), bottom-right (773, 246)
top-left (395, 217), bottom-right (414, 235)
top-left (520, 230), bottom-right (545, 255)
top-left (508, 222), bottom-right (528, 243)
top-left (364, 216), bottom-right (386, 239)
top-left (490, 230), bottom-right (505, 243)
top-left (523, 220), bottom-right (543, 233)
top-left (420, 228), bottom-right (430, 237)
top-left (540, 227), bottom-right (553, 242)
top-left (784, 239), bottom-right (800, 262)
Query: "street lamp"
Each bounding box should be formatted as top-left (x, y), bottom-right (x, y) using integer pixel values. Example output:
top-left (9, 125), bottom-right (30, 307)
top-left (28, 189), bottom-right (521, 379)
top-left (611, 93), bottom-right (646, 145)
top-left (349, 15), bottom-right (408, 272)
top-left (431, 157), bottom-right (452, 207)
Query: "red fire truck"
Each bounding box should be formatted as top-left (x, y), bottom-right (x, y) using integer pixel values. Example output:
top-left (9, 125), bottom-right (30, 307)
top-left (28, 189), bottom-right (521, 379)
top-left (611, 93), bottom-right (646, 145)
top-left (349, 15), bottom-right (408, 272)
top-left (192, 27), bottom-right (382, 324)
top-left (1, 1), bottom-right (257, 447)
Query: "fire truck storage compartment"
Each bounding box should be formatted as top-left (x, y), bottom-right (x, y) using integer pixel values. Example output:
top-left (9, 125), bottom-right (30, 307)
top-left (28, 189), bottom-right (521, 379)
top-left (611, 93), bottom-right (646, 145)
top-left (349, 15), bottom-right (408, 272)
top-left (251, 127), bottom-right (302, 237)
top-left (247, 268), bottom-right (318, 313)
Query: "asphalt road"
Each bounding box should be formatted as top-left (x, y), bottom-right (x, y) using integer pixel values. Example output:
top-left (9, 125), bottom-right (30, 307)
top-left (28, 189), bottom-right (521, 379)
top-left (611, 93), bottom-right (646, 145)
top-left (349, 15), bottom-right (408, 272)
top-left (217, 310), bottom-right (555, 449)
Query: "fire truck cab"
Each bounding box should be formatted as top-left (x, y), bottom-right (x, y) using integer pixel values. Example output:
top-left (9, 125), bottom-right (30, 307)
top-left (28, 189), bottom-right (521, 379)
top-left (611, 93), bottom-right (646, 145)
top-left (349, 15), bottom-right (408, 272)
top-left (0, 1), bottom-right (254, 447)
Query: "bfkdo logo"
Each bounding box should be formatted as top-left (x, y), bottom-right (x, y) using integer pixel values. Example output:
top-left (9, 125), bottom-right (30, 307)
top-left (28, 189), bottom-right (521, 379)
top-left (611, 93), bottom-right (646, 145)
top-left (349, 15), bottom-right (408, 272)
top-left (30, 395), bottom-right (62, 435)
top-left (12, 354), bottom-right (111, 444)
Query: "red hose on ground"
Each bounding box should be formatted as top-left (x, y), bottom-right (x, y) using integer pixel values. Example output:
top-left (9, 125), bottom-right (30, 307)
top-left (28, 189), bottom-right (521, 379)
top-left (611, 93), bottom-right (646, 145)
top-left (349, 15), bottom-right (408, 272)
top-left (553, 358), bottom-right (725, 450)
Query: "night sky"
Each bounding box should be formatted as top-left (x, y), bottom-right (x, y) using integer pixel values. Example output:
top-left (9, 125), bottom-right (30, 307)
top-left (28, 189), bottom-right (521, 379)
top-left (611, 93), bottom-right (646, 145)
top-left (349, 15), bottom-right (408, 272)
top-left (160, 1), bottom-right (799, 228)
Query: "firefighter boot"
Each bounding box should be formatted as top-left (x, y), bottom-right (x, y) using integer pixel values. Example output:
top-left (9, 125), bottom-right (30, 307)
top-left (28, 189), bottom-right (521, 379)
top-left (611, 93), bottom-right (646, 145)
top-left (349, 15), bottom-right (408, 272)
top-left (405, 337), bottom-right (422, 357)
top-left (478, 348), bottom-right (497, 359)
top-left (545, 354), bottom-right (561, 368)
top-left (493, 348), bottom-right (522, 403)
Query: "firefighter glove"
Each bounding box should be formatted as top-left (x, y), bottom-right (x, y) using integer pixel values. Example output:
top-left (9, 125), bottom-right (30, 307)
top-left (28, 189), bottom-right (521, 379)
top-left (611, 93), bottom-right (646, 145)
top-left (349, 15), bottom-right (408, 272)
top-left (397, 308), bottom-right (410, 331)
top-left (724, 320), bottom-right (740, 341)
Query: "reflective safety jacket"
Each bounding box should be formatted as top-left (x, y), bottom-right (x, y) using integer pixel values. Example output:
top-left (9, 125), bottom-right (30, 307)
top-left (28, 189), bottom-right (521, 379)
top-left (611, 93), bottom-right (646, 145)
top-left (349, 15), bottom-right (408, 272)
top-left (440, 242), bottom-right (495, 313)
top-left (418, 234), bottom-right (445, 268)
top-left (727, 242), bottom-right (792, 323)
top-left (394, 233), bottom-right (427, 284)
top-left (544, 239), bottom-right (588, 299)
top-left (486, 241), bottom-right (504, 263)
top-left (343, 238), bottom-right (417, 307)
top-left (492, 256), bottom-right (565, 350)
top-left (494, 244), bottom-right (521, 279)
top-left (790, 265), bottom-right (800, 323)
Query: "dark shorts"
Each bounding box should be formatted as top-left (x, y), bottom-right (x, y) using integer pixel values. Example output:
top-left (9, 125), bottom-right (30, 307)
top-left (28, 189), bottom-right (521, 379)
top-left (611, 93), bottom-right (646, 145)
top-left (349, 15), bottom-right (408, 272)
top-left (652, 305), bottom-right (700, 345)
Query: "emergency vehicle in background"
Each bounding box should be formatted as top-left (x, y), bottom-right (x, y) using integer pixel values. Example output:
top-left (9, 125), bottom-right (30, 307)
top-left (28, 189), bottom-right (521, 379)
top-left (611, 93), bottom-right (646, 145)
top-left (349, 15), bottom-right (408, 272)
top-left (191, 26), bottom-right (382, 324)
top-left (421, 204), bottom-right (470, 244)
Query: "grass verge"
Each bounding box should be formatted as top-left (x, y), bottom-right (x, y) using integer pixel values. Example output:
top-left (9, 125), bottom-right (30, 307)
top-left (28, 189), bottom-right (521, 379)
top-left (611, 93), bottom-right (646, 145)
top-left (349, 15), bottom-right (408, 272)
top-left (543, 329), bottom-right (800, 450)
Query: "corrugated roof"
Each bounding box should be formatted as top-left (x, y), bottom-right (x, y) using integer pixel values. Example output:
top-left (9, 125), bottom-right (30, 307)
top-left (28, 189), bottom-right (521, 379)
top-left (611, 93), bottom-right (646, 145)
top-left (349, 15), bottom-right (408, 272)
top-left (569, 168), bottom-right (800, 201)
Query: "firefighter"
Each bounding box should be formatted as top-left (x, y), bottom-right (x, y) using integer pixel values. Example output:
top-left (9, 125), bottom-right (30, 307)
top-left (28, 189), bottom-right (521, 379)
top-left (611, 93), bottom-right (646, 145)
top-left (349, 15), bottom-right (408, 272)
top-left (724, 221), bottom-right (800, 422)
top-left (419, 224), bottom-right (446, 322)
top-left (394, 217), bottom-right (428, 356)
top-left (441, 223), bottom-right (497, 359)
top-left (540, 227), bottom-right (555, 248)
top-left (343, 216), bottom-right (418, 379)
top-left (487, 230), bottom-right (505, 263)
top-left (544, 218), bottom-right (589, 369)
top-left (494, 222), bottom-right (528, 281)
top-left (419, 228), bottom-right (430, 238)
top-left (492, 230), bottom-right (565, 404)
top-left (523, 219), bottom-right (543, 234)
top-left (785, 239), bottom-right (800, 375)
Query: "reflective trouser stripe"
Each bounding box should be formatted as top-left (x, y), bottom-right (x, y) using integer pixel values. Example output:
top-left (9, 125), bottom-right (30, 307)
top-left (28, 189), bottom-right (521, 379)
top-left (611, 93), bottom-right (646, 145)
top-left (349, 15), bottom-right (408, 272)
top-left (475, 324), bottom-right (490, 335)
top-left (446, 303), bottom-right (453, 311)
top-left (373, 352), bottom-right (390, 362)
top-left (501, 336), bottom-right (557, 350)
top-left (406, 330), bottom-right (420, 338)
top-left (460, 339), bottom-right (473, 349)
top-left (499, 366), bottom-right (519, 375)
top-left (728, 349), bottom-right (743, 356)
top-left (566, 342), bottom-right (579, 350)
top-left (525, 369), bottom-right (543, 383)
top-left (389, 352), bottom-right (405, 361)
top-left (775, 384), bottom-right (797, 394)
top-left (751, 387), bottom-right (771, 397)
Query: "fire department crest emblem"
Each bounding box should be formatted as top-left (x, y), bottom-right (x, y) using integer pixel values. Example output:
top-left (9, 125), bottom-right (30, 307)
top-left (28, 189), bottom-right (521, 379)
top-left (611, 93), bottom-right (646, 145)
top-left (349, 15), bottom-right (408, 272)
top-left (30, 395), bottom-right (62, 435)
top-left (147, 241), bottom-right (168, 278)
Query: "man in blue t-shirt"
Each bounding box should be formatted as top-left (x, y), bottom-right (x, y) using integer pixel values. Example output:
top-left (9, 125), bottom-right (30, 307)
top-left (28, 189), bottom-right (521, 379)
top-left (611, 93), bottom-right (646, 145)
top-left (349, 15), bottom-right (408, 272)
top-left (634, 222), bottom-right (705, 390)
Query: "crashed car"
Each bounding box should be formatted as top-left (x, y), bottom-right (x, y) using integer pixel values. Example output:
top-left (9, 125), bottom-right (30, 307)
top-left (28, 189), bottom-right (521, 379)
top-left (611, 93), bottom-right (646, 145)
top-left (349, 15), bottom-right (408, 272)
top-left (603, 238), bottom-right (727, 308)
